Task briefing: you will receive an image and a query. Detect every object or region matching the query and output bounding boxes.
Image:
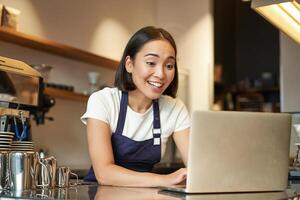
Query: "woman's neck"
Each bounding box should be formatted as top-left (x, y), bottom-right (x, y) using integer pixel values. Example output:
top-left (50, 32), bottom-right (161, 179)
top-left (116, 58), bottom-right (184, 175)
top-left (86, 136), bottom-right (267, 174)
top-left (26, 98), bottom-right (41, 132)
top-left (128, 90), bottom-right (152, 113)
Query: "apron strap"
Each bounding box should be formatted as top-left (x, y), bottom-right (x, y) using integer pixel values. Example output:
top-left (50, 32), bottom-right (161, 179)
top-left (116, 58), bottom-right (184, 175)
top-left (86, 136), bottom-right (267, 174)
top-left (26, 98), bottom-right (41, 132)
top-left (152, 99), bottom-right (161, 145)
top-left (115, 91), bottom-right (128, 134)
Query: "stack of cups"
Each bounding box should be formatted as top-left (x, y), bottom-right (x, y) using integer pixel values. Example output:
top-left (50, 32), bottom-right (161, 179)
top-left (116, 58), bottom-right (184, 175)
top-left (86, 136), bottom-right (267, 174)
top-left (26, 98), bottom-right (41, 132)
top-left (0, 131), bottom-right (14, 151)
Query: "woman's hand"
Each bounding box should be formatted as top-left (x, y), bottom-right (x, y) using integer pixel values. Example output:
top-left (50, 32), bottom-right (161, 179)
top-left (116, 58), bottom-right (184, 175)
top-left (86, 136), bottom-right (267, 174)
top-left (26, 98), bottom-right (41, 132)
top-left (160, 168), bottom-right (187, 186)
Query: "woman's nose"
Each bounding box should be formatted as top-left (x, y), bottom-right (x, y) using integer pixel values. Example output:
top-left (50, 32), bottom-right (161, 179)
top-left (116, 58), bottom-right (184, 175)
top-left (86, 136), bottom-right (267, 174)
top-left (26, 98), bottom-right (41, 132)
top-left (154, 66), bottom-right (165, 79)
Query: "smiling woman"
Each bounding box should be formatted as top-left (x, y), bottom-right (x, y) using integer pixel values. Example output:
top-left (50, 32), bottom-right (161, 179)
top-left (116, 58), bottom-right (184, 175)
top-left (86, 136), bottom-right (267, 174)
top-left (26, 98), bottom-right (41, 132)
top-left (81, 26), bottom-right (190, 187)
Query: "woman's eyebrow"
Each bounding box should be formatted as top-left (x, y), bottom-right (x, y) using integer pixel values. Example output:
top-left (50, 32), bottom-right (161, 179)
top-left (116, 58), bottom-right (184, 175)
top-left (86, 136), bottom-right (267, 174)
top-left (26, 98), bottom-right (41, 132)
top-left (144, 53), bottom-right (159, 58)
top-left (144, 53), bottom-right (176, 60)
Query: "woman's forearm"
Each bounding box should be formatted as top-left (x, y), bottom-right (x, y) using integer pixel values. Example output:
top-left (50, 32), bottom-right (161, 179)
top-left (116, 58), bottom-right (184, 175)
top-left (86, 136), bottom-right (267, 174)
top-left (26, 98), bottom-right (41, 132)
top-left (95, 164), bottom-right (163, 187)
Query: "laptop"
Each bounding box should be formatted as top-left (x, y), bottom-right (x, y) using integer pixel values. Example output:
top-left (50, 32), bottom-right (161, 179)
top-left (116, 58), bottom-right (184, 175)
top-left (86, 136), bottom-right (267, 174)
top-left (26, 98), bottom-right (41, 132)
top-left (162, 111), bottom-right (291, 194)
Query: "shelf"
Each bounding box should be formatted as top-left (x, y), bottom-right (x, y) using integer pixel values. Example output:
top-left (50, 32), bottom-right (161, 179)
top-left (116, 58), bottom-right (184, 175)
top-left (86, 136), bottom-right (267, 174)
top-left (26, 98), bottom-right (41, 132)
top-left (44, 87), bottom-right (88, 102)
top-left (0, 27), bottom-right (119, 70)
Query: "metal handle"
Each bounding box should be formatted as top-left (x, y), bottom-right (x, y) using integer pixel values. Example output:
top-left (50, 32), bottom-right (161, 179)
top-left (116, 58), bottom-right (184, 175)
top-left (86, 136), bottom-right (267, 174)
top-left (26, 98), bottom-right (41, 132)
top-left (35, 158), bottom-right (50, 188)
top-left (69, 172), bottom-right (79, 187)
top-left (45, 156), bottom-right (57, 187)
top-left (19, 111), bottom-right (27, 140)
top-left (13, 116), bottom-right (20, 139)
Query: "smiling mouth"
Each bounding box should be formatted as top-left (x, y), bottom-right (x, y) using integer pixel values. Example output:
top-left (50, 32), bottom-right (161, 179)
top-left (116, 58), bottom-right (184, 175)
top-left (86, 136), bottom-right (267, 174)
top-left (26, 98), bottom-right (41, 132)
top-left (147, 81), bottom-right (163, 88)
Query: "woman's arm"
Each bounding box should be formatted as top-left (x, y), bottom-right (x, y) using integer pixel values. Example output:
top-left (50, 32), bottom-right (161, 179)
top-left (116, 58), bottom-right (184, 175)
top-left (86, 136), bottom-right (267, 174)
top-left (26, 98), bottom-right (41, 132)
top-left (87, 118), bottom-right (187, 187)
top-left (172, 128), bottom-right (190, 166)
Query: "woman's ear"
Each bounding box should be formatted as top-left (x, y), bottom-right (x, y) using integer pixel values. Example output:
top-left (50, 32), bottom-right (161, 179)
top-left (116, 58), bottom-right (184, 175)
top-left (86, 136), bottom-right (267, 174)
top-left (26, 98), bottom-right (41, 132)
top-left (125, 56), bottom-right (133, 73)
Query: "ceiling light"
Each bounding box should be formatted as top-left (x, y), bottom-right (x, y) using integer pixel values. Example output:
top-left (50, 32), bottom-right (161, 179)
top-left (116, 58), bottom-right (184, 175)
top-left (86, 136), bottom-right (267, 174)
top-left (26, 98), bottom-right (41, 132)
top-left (251, 0), bottom-right (300, 44)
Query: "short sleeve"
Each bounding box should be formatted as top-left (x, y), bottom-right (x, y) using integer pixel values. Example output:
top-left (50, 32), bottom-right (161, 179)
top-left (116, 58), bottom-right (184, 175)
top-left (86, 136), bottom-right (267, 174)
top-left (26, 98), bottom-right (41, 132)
top-left (80, 91), bottom-right (110, 125)
top-left (174, 99), bottom-right (191, 133)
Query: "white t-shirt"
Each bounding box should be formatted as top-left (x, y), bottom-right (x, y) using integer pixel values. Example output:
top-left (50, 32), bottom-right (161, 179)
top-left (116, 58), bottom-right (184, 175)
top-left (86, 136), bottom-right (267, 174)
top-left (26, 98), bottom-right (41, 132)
top-left (81, 87), bottom-right (190, 156)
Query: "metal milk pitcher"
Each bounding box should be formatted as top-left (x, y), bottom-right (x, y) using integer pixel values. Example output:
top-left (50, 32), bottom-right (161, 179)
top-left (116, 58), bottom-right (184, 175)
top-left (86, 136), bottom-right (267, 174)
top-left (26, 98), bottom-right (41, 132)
top-left (34, 153), bottom-right (57, 188)
top-left (56, 166), bottom-right (78, 188)
top-left (9, 151), bottom-right (35, 191)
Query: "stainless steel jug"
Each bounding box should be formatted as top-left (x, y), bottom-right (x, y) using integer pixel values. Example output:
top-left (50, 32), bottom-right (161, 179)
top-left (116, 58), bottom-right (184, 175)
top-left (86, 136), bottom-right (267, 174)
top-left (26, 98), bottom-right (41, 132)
top-left (9, 151), bottom-right (35, 191)
top-left (56, 166), bottom-right (78, 188)
top-left (34, 154), bottom-right (57, 188)
top-left (0, 151), bottom-right (9, 190)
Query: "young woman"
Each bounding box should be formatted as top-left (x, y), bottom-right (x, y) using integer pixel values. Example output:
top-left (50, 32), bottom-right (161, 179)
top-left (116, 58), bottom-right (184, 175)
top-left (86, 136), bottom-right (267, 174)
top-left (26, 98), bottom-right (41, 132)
top-left (81, 26), bottom-right (190, 187)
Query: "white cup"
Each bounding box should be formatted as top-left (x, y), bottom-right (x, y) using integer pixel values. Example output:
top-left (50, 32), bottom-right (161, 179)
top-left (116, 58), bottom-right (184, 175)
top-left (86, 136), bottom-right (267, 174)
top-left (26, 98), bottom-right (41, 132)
top-left (88, 72), bottom-right (100, 85)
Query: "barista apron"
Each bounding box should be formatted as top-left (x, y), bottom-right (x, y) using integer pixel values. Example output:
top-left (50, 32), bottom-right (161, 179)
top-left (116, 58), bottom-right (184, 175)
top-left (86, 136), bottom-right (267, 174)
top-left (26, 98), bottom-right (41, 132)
top-left (84, 91), bottom-right (161, 182)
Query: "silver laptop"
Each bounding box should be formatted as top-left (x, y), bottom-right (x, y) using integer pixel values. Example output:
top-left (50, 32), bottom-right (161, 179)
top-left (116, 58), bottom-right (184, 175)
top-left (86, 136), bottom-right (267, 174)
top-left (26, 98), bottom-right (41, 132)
top-left (162, 111), bottom-right (291, 194)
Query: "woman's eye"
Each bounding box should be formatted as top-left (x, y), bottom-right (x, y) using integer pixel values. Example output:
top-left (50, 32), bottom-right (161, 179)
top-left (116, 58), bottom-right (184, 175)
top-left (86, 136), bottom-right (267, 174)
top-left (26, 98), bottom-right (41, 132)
top-left (166, 63), bottom-right (175, 70)
top-left (146, 61), bottom-right (156, 66)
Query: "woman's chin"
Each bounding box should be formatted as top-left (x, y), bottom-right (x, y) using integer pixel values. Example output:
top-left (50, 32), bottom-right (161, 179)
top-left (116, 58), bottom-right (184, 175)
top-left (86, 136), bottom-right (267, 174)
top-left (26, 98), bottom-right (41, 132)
top-left (146, 91), bottom-right (164, 100)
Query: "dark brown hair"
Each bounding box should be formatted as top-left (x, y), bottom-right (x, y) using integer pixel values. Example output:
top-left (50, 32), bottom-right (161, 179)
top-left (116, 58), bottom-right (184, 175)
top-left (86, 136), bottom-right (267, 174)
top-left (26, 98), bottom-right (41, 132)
top-left (114, 26), bottom-right (178, 98)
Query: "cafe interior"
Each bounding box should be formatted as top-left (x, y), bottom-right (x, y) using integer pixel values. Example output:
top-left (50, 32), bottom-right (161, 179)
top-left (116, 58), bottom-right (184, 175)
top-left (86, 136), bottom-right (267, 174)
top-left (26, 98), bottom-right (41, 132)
top-left (0, 0), bottom-right (300, 199)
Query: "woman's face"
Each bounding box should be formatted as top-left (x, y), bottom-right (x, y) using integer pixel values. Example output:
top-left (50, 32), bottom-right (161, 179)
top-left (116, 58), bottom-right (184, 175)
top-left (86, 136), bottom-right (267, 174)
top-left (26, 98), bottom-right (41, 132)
top-left (125, 39), bottom-right (176, 100)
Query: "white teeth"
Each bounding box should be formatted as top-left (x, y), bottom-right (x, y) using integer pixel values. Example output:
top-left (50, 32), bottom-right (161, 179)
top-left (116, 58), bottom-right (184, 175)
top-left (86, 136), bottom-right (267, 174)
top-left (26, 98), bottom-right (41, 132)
top-left (148, 81), bottom-right (163, 88)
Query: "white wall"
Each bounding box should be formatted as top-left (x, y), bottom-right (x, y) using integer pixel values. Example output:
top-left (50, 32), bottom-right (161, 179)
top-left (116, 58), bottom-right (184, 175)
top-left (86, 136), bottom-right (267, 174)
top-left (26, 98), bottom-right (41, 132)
top-left (280, 34), bottom-right (300, 113)
top-left (0, 0), bottom-right (213, 169)
top-left (0, 0), bottom-right (157, 60)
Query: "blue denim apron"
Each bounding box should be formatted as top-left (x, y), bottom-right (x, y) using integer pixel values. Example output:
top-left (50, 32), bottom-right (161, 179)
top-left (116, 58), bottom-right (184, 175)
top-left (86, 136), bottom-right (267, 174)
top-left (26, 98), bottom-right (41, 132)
top-left (84, 91), bottom-right (161, 182)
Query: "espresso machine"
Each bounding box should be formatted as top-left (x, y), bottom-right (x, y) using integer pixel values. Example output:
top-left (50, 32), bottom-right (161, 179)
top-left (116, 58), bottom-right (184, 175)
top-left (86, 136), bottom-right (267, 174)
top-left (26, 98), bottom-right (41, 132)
top-left (0, 55), bottom-right (55, 141)
top-left (0, 56), bottom-right (78, 194)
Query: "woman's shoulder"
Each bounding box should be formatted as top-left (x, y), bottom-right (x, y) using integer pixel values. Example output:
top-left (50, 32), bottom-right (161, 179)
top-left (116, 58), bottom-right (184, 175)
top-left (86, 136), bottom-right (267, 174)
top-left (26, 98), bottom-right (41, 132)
top-left (90, 87), bottom-right (120, 98)
top-left (89, 87), bottom-right (121, 103)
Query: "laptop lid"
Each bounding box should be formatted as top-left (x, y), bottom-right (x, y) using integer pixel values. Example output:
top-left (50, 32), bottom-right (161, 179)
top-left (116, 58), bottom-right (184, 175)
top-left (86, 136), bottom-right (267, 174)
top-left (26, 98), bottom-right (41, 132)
top-left (186, 111), bottom-right (291, 193)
